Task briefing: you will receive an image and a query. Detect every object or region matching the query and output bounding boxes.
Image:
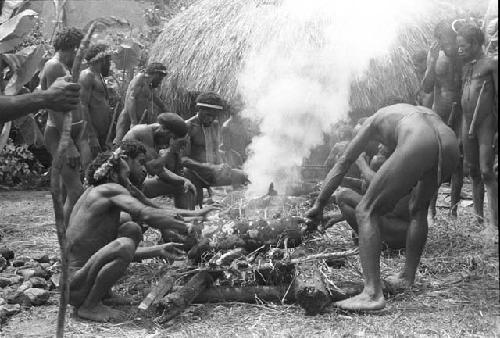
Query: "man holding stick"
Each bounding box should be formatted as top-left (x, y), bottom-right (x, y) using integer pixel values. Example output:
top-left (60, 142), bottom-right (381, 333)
top-left (457, 24), bottom-right (498, 234)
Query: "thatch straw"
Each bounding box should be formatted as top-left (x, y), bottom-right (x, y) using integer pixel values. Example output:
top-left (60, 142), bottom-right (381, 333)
top-left (150, 0), bottom-right (479, 117)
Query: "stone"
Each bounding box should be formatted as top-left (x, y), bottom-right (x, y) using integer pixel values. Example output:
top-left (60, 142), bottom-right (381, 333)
top-left (34, 254), bottom-right (50, 264)
top-left (0, 273), bottom-right (22, 287)
top-left (0, 257), bottom-right (7, 271)
top-left (0, 303), bottom-right (21, 318)
top-left (0, 247), bottom-right (14, 261)
top-left (19, 269), bottom-right (36, 280)
top-left (17, 281), bottom-right (33, 293)
top-left (12, 258), bottom-right (28, 267)
top-left (28, 277), bottom-right (48, 289)
top-left (23, 288), bottom-right (49, 306)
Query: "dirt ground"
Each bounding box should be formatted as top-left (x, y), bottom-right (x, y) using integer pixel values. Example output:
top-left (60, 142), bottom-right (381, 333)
top-left (0, 187), bottom-right (498, 338)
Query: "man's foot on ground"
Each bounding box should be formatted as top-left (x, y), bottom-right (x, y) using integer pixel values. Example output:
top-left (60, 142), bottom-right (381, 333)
top-left (77, 303), bottom-right (125, 322)
top-left (384, 272), bottom-right (413, 295)
top-left (334, 291), bottom-right (386, 312)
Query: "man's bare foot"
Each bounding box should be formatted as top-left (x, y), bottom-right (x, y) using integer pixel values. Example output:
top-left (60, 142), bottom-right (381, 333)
top-left (77, 303), bottom-right (125, 322)
top-left (334, 291), bottom-right (386, 311)
top-left (384, 272), bottom-right (412, 295)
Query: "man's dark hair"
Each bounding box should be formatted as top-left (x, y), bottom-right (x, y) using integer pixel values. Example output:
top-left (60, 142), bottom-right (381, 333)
top-left (434, 20), bottom-right (456, 41)
top-left (146, 62), bottom-right (167, 75)
top-left (157, 113), bottom-right (188, 137)
top-left (85, 44), bottom-right (109, 62)
top-left (86, 151), bottom-right (113, 186)
top-left (53, 27), bottom-right (84, 52)
top-left (120, 139), bottom-right (147, 159)
top-left (196, 92), bottom-right (224, 108)
top-left (457, 24), bottom-right (485, 46)
top-left (86, 140), bottom-right (147, 186)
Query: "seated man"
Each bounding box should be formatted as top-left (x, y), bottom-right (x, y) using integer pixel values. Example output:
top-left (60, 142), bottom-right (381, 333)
top-left (329, 147), bottom-right (410, 250)
top-left (67, 140), bottom-right (210, 322)
top-left (122, 113), bottom-right (197, 209)
top-left (183, 92), bottom-right (249, 207)
top-left (306, 104), bottom-right (460, 311)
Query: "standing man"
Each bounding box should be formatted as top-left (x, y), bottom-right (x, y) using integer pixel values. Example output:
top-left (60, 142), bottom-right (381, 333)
top-left (114, 63), bottom-right (169, 144)
top-left (79, 44), bottom-right (113, 157)
top-left (306, 104), bottom-right (459, 311)
top-left (458, 24), bottom-right (498, 234)
top-left (40, 27), bottom-right (87, 218)
top-left (422, 20), bottom-right (464, 219)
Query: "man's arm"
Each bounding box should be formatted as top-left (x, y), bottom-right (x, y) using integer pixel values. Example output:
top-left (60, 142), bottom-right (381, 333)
top-left (422, 42), bottom-right (439, 94)
top-left (79, 72), bottom-right (100, 152)
top-left (0, 79), bottom-right (80, 123)
top-left (152, 89), bottom-right (168, 113)
top-left (109, 184), bottom-right (189, 234)
top-left (355, 154), bottom-right (377, 183)
top-left (125, 77), bottom-right (144, 127)
top-left (313, 118), bottom-right (375, 210)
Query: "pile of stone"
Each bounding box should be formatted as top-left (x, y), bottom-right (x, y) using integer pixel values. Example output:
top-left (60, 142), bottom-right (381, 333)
top-left (0, 247), bottom-right (60, 320)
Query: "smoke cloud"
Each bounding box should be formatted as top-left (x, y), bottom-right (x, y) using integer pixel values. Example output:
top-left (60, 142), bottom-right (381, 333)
top-left (239, 0), bottom-right (433, 197)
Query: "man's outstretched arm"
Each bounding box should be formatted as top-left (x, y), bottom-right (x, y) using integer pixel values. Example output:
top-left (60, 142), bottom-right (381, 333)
top-left (0, 78), bottom-right (80, 123)
top-left (312, 117), bottom-right (375, 211)
top-left (109, 184), bottom-right (189, 235)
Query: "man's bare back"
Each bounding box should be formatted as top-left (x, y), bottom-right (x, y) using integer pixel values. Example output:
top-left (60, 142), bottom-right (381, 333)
top-left (79, 68), bottom-right (112, 149)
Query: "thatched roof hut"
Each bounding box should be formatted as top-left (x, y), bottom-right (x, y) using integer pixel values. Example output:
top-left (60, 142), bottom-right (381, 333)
top-left (150, 0), bottom-right (487, 119)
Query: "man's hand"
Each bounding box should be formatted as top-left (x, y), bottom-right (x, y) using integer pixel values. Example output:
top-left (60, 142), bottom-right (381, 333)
top-left (183, 179), bottom-right (197, 196)
top-left (89, 137), bottom-right (101, 157)
top-left (44, 77), bottom-right (81, 112)
top-left (428, 41), bottom-right (440, 65)
top-left (305, 204), bottom-right (324, 226)
top-left (156, 242), bottom-right (185, 261)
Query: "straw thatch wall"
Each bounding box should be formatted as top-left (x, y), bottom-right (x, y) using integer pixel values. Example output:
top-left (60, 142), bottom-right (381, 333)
top-left (150, 0), bottom-right (486, 118)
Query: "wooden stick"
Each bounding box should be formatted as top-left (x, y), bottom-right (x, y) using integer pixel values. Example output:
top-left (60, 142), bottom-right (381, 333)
top-left (53, 22), bottom-right (98, 338)
top-left (469, 81), bottom-right (487, 137)
top-left (138, 271), bottom-right (176, 311)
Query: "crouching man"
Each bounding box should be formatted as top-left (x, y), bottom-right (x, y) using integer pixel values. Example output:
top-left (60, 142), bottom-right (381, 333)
top-left (66, 140), bottom-right (193, 322)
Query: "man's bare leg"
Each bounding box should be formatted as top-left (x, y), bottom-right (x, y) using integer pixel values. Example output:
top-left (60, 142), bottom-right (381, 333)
top-left (385, 174), bottom-right (437, 290)
top-left (450, 160), bottom-right (463, 217)
top-left (463, 128), bottom-right (485, 224)
top-left (478, 118), bottom-right (498, 233)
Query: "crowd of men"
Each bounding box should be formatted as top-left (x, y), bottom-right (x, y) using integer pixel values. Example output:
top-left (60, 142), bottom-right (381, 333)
top-left (0, 12), bottom-right (497, 320)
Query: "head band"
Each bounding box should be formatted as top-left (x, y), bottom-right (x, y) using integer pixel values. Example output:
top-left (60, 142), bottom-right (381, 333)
top-left (196, 103), bottom-right (224, 110)
top-left (88, 50), bottom-right (111, 64)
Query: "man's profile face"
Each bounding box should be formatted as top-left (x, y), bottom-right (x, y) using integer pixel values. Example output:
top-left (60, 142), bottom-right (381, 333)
top-left (457, 36), bottom-right (477, 62)
top-left (439, 37), bottom-right (458, 57)
top-left (126, 153), bottom-right (147, 188)
top-left (101, 56), bottom-right (111, 77)
top-left (151, 72), bottom-right (166, 88)
top-left (198, 109), bottom-right (217, 127)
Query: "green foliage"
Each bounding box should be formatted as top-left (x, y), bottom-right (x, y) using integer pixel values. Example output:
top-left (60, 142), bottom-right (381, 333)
top-left (0, 138), bottom-right (44, 187)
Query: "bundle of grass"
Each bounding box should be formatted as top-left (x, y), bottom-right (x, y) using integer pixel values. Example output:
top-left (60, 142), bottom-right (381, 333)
top-left (150, 0), bottom-right (483, 117)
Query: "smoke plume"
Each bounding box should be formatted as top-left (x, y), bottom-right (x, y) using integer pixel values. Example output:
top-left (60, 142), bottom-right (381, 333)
top-left (239, 0), bottom-right (432, 197)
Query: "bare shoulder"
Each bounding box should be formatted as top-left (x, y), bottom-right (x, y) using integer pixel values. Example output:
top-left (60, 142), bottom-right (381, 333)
top-left (92, 183), bottom-right (130, 198)
top-left (42, 59), bottom-right (65, 76)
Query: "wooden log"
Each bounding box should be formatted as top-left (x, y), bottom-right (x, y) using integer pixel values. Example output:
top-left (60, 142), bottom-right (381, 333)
top-left (138, 271), bottom-right (176, 311)
top-left (294, 263), bottom-right (331, 316)
top-left (193, 285), bottom-right (294, 304)
top-left (157, 271), bottom-right (214, 322)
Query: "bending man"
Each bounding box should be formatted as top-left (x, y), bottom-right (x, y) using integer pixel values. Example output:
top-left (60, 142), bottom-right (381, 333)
top-left (306, 104), bottom-right (459, 311)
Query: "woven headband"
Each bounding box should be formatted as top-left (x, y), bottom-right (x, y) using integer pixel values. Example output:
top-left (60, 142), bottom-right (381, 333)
top-left (196, 103), bottom-right (224, 110)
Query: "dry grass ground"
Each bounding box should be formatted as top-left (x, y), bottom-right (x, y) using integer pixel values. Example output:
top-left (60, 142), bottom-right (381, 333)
top-left (0, 187), bottom-right (498, 338)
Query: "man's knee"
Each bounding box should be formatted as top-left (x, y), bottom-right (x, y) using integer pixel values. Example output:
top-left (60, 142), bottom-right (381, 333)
top-left (355, 201), bottom-right (371, 224)
top-left (480, 168), bottom-right (496, 183)
top-left (117, 222), bottom-right (143, 247)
